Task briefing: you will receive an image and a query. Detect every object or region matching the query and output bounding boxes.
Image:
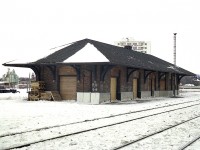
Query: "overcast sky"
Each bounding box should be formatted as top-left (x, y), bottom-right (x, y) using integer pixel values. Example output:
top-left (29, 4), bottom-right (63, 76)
top-left (0, 0), bottom-right (199, 77)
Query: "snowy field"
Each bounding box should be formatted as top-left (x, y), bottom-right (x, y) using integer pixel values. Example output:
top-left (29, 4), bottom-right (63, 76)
top-left (0, 89), bottom-right (200, 149)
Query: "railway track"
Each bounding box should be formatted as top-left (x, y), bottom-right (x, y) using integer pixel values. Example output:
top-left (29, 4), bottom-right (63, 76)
top-left (179, 135), bottom-right (200, 150)
top-left (1, 100), bottom-right (200, 149)
top-left (1, 99), bottom-right (199, 138)
top-left (113, 115), bottom-right (200, 150)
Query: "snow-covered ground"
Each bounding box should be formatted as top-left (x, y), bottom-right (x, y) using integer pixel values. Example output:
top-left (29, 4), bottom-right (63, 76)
top-left (0, 89), bottom-right (200, 149)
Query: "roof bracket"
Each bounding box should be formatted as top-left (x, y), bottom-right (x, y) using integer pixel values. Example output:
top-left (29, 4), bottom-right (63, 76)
top-left (144, 70), bottom-right (154, 83)
top-left (100, 65), bottom-right (115, 81)
top-left (158, 72), bottom-right (166, 81)
top-left (177, 74), bottom-right (185, 85)
top-left (126, 67), bottom-right (138, 82)
top-left (30, 66), bottom-right (41, 81)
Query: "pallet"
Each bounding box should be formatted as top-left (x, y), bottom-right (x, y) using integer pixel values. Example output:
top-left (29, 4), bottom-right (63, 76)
top-left (31, 81), bottom-right (45, 90)
top-left (28, 81), bottom-right (62, 101)
top-left (40, 92), bottom-right (52, 101)
top-left (28, 95), bottom-right (39, 101)
top-left (31, 81), bottom-right (45, 86)
top-left (28, 81), bottom-right (46, 101)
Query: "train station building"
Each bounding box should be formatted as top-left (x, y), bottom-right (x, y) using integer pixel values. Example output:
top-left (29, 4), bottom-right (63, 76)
top-left (3, 39), bottom-right (195, 104)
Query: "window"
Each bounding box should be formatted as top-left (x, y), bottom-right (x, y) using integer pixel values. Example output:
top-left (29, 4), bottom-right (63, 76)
top-left (132, 43), bottom-right (137, 46)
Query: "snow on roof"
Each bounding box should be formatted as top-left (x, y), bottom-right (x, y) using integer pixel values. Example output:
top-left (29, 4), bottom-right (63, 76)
top-left (5, 58), bottom-right (38, 64)
top-left (4, 49), bottom-right (63, 65)
top-left (148, 61), bottom-right (153, 64)
top-left (4, 44), bottom-right (71, 65)
top-left (63, 43), bottom-right (110, 63)
top-left (167, 66), bottom-right (175, 69)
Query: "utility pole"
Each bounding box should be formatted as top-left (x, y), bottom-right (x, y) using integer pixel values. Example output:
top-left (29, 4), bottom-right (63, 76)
top-left (173, 33), bottom-right (177, 97)
top-left (174, 33), bottom-right (177, 66)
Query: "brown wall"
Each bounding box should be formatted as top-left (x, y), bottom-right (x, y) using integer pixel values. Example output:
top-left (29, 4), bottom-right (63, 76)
top-left (78, 66), bottom-right (92, 92)
top-left (37, 64), bottom-right (177, 101)
top-left (42, 66), bottom-right (57, 91)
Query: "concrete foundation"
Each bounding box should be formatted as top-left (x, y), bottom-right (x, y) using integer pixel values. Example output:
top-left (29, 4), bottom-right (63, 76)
top-left (91, 93), bottom-right (110, 104)
top-left (77, 90), bottom-right (178, 104)
top-left (77, 92), bottom-right (110, 104)
top-left (140, 91), bottom-right (151, 98)
top-left (159, 91), bottom-right (173, 97)
top-left (120, 92), bottom-right (133, 101)
top-left (77, 92), bottom-right (91, 103)
top-left (154, 91), bottom-right (160, 97)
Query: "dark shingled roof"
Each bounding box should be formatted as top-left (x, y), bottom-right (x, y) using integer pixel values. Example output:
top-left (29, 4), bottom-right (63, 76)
top-left (3, 38), bottom-right (195, 76)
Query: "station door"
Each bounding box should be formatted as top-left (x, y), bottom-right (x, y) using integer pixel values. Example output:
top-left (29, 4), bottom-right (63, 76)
top-left (133, 79), bottom-right (138, 99)
top-left (60, 76), bottom-right (77, 100)
top-left (110, 77), bottom-right (117, 101)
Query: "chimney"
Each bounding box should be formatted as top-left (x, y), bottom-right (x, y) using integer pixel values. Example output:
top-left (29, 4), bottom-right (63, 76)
top-left (124, 45), bottom-right (132, 50)
top-left (124, 37), bottom-right (132, 50)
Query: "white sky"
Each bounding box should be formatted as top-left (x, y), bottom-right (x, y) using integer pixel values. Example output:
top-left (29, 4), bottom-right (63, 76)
top-left (0, 0), bottom-right (199, 77)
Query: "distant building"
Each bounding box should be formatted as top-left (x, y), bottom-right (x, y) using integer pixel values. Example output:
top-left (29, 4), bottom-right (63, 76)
top-left (115, 37), bottom-right (151, 54)
top-left (2, 68), bottom-right (19, 88)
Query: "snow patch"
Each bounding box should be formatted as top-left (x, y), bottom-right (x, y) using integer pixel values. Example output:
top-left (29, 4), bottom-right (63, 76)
top-left (4, 44), bottom-right (68, 65)
top-left (4, 57), bottom-right (38, 64)
top-left (64, 43), bottom-right (110, 63)
top-left (167, 66), bottom-right (175, 69)
top-left (148, 61), bottom-right (153, 64)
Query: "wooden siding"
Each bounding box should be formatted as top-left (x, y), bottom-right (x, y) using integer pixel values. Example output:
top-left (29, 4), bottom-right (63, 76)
top-left (82, 70), bottom-right (92, 92)
top-left (43, 66), bottom-right (56, 91)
